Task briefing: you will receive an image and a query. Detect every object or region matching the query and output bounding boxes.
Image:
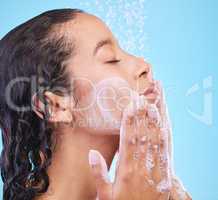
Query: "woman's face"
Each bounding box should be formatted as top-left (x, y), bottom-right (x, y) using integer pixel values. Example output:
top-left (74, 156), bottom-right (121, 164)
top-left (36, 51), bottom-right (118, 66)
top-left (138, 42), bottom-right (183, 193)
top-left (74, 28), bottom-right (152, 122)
top-left (66, 13), bottom-right (154, 134)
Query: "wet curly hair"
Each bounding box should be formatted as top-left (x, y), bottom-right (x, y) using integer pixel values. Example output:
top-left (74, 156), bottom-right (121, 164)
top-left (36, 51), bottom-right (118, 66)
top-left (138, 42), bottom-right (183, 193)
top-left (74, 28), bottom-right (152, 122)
top-left (0, 8), bottom-right (84, 200)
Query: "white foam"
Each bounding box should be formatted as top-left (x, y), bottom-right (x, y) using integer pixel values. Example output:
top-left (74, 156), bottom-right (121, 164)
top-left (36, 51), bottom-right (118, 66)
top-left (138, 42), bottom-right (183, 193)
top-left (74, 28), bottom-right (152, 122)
top-left (145, 143), bottom-right (155, 174)
top-left (157, 179), bottom-right (170, 193)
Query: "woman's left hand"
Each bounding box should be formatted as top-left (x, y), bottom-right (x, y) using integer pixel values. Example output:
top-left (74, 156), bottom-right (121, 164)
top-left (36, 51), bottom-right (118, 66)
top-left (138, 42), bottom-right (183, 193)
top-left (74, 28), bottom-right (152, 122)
top-left (155, 81), bottom-right (192, 200)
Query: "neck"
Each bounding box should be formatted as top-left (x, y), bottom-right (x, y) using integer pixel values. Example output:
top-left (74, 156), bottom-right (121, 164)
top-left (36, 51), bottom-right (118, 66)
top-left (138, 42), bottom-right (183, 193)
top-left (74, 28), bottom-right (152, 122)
top-left (36, 126), bottom-right (119, 200)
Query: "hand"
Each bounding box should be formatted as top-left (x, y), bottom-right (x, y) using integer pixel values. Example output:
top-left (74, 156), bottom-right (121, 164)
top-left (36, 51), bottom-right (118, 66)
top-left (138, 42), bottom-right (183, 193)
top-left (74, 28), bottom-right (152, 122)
top-left (155, 81), bottom-right (192, 200)
top-left (89, 93), bottom-right (171, 200)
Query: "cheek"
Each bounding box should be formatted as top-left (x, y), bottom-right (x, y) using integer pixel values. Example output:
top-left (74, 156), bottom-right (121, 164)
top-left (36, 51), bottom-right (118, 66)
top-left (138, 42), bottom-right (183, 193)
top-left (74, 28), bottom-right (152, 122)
top-left (93, 77), bottom-right (137, 130)
top-left (73, 79), bottom-right (95, 108)
top-left (73, 77), bottom-right (140, 134)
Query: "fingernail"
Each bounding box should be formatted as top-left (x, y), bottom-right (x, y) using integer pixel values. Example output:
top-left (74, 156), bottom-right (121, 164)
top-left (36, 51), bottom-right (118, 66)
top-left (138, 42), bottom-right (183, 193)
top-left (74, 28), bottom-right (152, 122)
top-left (88, 150), bottom-right (100, 166)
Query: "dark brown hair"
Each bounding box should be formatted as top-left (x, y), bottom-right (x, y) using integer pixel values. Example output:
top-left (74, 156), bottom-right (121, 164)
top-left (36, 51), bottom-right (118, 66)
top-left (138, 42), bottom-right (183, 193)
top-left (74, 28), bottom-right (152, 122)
top-left (0, 8), bottom-right (84, 200)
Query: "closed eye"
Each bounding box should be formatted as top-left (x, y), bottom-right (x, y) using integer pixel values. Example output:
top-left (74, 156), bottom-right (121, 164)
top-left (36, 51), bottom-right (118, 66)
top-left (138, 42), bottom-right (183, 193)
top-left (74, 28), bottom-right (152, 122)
top-left (139, 71), bottom-right (148, 78)
top-left (106, 59), bottom-right (121, 64)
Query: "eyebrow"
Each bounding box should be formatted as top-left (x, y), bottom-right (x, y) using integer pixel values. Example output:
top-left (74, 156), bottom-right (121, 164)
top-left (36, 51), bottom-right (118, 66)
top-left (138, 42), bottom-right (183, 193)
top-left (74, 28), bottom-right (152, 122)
top-left (93, 38), bottom-right (114, 56)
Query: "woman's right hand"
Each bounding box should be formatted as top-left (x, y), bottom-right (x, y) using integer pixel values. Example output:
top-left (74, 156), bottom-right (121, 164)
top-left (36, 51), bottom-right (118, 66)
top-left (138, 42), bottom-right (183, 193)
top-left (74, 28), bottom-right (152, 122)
top-left (89, 93), bottom-right (172, 200)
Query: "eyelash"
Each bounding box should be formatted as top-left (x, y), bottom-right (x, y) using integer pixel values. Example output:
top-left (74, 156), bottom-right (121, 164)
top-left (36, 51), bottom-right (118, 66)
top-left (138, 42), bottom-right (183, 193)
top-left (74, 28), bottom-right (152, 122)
top-left (106, 59), bottom-right (121, 64)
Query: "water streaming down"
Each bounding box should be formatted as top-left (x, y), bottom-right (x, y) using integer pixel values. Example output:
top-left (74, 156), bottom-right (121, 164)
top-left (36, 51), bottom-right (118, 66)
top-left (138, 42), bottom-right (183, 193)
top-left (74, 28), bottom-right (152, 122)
top-left (79, 0), bottom-right (149, 57)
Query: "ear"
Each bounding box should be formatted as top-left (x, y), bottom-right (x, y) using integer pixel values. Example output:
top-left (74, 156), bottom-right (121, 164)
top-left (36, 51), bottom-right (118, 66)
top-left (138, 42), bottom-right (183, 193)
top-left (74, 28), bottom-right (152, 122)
top-left (31, 91), bottom-right (74, 124)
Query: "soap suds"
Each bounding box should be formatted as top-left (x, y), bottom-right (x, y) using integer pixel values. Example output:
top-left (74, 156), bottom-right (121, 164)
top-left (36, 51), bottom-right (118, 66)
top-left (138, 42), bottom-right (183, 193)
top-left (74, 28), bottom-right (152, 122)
top-left (157, 179), bottom-right (170, 193)
top-left (145, 143), bottom-right (155, 174)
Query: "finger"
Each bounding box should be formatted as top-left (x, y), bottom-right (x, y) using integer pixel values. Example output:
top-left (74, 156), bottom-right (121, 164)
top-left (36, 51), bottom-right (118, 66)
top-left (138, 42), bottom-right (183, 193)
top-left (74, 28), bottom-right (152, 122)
top-left (119, 100), bottom-right (137, 164)
top-left (146, 103), bottom-right (162, 129)
top-left (134, 96), bottom-right (151, 176)
top-left (118, 94), bottom-right (147, 165)
top-left (88, 150), bottom-right (112, 199)
top-left (144, 104), bottom-right (170, 189)
top-left (155, 80), bottom-right (171, 133)
top-left (156, 125), bottom-right (172, 193)
top-left (137, 103), bottom-right (160, 177)
top-left (156, 80), bottom-right (175, 175)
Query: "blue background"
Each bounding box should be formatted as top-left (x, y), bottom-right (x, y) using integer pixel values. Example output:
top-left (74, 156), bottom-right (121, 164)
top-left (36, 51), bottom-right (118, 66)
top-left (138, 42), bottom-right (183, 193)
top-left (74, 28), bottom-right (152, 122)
top-left (0, 0), bottom-right (217, 199)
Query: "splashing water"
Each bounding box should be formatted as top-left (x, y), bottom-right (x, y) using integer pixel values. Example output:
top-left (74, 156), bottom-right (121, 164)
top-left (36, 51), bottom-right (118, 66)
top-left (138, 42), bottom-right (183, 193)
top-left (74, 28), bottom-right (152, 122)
top-left (78, 0), bottom-right (150, 57)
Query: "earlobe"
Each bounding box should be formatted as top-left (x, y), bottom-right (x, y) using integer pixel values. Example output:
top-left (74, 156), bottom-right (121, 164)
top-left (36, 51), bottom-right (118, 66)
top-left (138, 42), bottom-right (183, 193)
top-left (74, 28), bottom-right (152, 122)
top-left (51, 109), bottom-right (73, 124)
top-left (43, 91), bottom-right (74, 123)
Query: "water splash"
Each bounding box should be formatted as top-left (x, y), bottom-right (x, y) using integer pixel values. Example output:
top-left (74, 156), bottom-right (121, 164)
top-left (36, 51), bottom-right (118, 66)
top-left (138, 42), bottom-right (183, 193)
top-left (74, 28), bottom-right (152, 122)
top-left (78, 0), bottom-right (149, 57)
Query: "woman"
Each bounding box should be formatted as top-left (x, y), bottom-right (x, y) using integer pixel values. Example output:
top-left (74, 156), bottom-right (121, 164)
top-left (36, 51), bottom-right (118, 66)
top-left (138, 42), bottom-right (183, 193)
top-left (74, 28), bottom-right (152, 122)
top-left (0, 8), bottom-right (191, 200)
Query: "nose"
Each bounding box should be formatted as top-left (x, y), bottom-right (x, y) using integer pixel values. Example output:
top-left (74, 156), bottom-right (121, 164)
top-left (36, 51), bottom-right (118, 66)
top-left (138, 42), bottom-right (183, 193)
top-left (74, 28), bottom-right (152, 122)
top-left (134, 57), bottom-right (153, 82)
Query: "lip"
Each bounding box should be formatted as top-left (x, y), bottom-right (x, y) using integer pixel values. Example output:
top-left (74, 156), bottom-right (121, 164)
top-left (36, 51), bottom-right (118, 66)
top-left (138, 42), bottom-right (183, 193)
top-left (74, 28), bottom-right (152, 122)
top-left (139, 86), bottom-right (156, 96)
top-left (139, 85), bottom-right (160, 105)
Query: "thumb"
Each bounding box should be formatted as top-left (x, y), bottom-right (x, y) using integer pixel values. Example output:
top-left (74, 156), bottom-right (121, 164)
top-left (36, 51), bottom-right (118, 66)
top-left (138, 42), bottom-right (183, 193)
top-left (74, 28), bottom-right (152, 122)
top-left (88, 150), bottom-right (112, 200)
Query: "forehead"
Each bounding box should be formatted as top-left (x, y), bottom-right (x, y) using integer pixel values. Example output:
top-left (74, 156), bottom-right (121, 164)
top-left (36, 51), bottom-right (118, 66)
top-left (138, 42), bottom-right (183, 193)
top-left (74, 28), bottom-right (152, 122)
top-left (70, 13), bottom-right (116, 54)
